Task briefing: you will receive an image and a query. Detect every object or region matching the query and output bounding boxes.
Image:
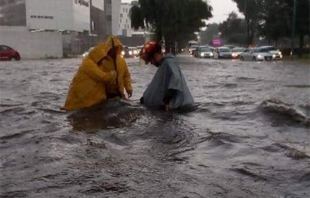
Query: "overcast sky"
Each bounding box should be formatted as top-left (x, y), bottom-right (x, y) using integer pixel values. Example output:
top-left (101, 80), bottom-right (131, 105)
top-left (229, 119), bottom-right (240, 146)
top-left (121, 0), bottom-right (243, 24)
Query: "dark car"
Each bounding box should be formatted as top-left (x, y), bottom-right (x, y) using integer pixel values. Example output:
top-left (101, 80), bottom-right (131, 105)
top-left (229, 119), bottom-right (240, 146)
top-left (0, 45), bottom-right (21, 61)
top-left (214, 47), bottom-right (232, 59)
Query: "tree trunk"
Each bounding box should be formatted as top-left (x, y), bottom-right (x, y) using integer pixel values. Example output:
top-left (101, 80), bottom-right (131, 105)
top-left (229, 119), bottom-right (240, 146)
top-left (299, 33), bottom-right (304, 57)
top-left (249, 20), bottom-right (256, 46)
top-left (246, 19), bottom-right (251, 46)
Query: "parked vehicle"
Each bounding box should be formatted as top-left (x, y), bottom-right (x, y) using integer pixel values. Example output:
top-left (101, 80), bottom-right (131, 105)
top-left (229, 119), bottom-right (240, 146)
top-left (0, 45), bottom-right (21, 61)
top-left (189, 45), bottom-right (199, 56)
top-left (240, 48), bottom-right (273, 61)
top-left (194, 46), bottom-right (214, 58)
top-left (258, 46), bottom-right (283, 60)
top-left (232, 47), bottom-right (246, 59)
top-left (213, 47), bottom-right (232, 59)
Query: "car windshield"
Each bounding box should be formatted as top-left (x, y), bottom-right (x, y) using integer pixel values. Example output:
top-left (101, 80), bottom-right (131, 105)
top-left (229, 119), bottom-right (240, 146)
top-left (219, 48), bottom-right (231, 52)
top-left (233, 48), bottom-right (245, 52)
top-left (201, 47), bottom-right (211, 52)
top-left (260, 47), bottom-right (277, 52)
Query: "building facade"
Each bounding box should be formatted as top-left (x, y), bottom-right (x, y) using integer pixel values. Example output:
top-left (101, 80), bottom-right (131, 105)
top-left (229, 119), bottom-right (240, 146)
top-left (118, 3), bottom-right (133, 37)
top-left (104, 0), bottom-right (121, 36)
top-left (90, 0), bottom-right (105, 37)
top-left (0, 0), bottom-right (90, 33)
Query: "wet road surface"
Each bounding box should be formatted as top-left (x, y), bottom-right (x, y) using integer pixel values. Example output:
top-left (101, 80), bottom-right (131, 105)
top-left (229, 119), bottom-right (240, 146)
top-left (1, 55), bottom-right (310, 198)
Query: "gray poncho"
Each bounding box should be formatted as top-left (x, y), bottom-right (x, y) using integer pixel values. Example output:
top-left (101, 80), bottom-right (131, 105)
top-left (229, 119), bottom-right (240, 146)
top-left (142, 54), bottom-right (194, 109)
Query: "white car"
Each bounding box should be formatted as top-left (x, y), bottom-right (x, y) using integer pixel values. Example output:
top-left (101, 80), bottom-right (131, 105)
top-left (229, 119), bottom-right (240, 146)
top-left (232, 47), bottom-right (246, 59)
top-left (195, 46), bottom-right (214, 58)
top-left (240, 48), bottom-right (273, 61)
top-left (258, 46), bottom-right (283, 60)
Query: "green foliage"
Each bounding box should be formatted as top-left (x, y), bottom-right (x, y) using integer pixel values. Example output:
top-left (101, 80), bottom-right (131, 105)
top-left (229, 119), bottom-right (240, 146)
top-left (233, 0), bottom-right (310, 50)
top-left (200, 23), bottom-right (219, 45)
top-left (218, 12), bottom-right (247, 45)
top-left (130, 0), bottom-right (212, 52)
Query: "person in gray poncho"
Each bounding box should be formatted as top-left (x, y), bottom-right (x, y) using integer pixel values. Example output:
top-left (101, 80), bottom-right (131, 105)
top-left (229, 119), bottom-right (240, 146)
top-left (139, 41), bottom-right (194, 112)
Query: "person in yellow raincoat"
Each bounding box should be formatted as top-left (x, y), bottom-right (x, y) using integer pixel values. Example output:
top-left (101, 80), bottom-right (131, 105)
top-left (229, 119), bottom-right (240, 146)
top-left (61, 43), bottom-right (116, 111)
top-left (99, 36), bottom-right (133, 99)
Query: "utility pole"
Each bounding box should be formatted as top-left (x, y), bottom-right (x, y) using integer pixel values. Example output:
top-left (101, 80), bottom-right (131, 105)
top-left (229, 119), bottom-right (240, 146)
top-left (290, 0), bottom-right (297, 57)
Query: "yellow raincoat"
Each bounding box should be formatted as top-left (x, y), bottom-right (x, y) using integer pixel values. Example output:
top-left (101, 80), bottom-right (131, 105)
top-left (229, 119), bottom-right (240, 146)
top-left (61, 44), bottom-right (116, 111)
top-left (99, 36), bottom-right (132, 99)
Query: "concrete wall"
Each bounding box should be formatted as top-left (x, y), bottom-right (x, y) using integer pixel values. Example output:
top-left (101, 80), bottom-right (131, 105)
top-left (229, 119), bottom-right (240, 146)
top-left (111, 0), bottom-right (121, 35)
top-left (26, 0), bottom-right (90, 33)
top-left (0, 26), bottom-right (63, 59)
top-left (73, 0), bottom-right (91, 33)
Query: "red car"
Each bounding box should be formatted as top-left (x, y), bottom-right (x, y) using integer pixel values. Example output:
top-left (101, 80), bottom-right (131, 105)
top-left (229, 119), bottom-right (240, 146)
top-left (0, 45), bottom-right (21, 61)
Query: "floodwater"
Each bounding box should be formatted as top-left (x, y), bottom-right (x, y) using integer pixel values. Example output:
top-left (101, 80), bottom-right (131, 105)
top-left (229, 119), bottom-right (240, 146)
top-left (0, 55), bottom-right (310, 198)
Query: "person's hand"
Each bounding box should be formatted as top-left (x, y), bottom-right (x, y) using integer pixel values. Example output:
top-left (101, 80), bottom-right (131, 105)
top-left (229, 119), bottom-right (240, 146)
top-left (127, 90), bottom-right (133, 98)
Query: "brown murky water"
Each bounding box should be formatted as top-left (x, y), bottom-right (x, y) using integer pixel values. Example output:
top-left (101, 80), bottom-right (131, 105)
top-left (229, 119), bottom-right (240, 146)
top-left (1, 56), bottom-right (310, 198)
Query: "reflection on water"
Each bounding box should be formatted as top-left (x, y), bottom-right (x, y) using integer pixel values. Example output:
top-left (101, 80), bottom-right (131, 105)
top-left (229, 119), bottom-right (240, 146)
top-left (0, 57), bottom-right (310, 198)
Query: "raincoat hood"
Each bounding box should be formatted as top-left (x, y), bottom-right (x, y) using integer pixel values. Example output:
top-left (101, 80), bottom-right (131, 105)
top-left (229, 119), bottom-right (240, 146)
top-left (105, 36), bottom-right (123, 55)
top-left (88, 43), bottom-right (107, 64)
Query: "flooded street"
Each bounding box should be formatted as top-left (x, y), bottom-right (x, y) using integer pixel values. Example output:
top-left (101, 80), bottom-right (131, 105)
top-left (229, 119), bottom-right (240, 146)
top-left (1, 55), bottom-right (310, 198)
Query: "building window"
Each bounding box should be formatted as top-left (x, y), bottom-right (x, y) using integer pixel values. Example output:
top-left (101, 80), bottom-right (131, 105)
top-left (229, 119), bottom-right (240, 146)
top-left (120, 14), bottom-right (123, 18)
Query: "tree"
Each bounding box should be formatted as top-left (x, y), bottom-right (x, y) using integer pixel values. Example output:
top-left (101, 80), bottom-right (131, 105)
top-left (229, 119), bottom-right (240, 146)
top-left (200, 23), bottom-right (219, 45)
top-left (258, 0), bottom-right (309, 55)
top-left (218, 12), bottom-right (247, 45)
top-left (257, 0), bottom-right (291, 46)
top-left (232, 0), bottom-right (264, 46)
top-left (130, 0), bottom-right (212, 53)
top-left (293, 0), bottom-right (310, 55)
top-left (233, 0), bottom-right (309, 55)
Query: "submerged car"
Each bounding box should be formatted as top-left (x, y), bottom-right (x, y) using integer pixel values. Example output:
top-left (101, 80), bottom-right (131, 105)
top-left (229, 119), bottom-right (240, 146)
top-left (258, 46), bottom-right (283, 60)
top-left (122, 46), bottom-right (138, 58)
top-left (232, 47), bottom-right (246, 59)
top-left (0, 45), bottom-right (21, 61)
top-left (240, 48), bottom-right (273, 61)
top-left (195, 46), bottom-right (214, 58)
top-left (189, 45), bottom-right (199, 56)
top-left (214, 47), bottom-right (232, 59)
